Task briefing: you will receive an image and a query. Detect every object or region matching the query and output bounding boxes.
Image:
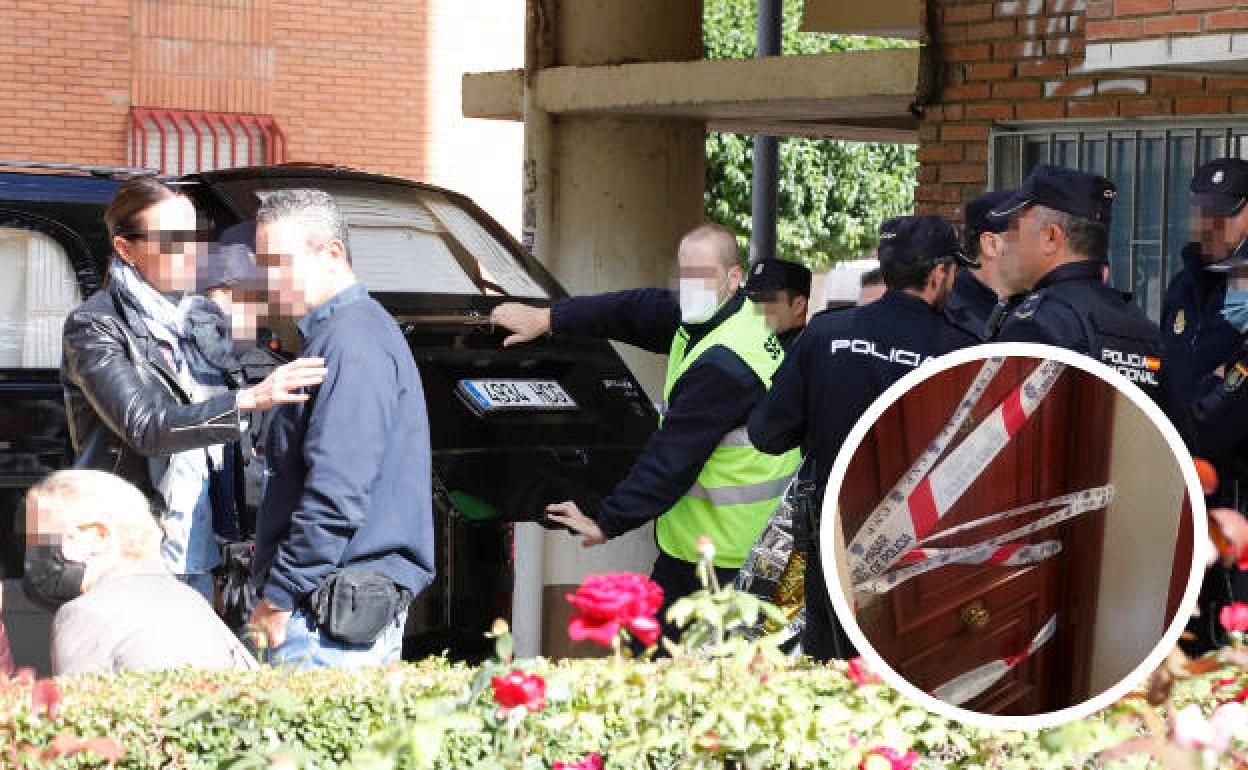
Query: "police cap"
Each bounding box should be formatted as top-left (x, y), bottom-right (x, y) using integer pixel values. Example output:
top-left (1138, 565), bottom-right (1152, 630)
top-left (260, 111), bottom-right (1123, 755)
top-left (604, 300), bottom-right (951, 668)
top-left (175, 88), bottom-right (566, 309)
top-left (1191, 158), bottom-right (1248, 218)
top-left (197, 221), bottom-right (258, 292)
top-left (964, 189), bottom-right (1013, 244)
top-left (745, 258), bottom-right (813, 300)
top-left (987, 164), bottom-right (1116, 227)
top-left (878, 215), bottom-right (980, 270)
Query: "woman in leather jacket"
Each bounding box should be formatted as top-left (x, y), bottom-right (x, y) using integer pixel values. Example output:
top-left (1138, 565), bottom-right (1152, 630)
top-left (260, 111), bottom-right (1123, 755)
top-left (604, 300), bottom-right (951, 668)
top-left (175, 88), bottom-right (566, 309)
top-left (59, 177), bottom-right (326, 601)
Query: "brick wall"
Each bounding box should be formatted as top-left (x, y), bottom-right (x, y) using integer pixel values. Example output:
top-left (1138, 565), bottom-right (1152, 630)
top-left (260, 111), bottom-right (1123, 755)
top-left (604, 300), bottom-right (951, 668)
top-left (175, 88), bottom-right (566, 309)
top-left (1085, 0), bottom-right (1248, 44)
top-left (0, 0), bottom-right (431, 181)
top-left (0, 0), bottom-right (131, 165)
top-left (916, 0), bottom-right (1248, 221)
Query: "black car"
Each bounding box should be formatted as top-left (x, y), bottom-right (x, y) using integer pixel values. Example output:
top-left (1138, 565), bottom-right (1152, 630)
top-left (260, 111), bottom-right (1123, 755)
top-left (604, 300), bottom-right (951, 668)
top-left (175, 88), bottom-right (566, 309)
top-left (0, 162), bottom-right (657, 673)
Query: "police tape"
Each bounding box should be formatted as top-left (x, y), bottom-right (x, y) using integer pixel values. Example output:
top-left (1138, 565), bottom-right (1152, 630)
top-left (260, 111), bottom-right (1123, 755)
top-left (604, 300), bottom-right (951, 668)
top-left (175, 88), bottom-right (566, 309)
top-left (931, 614), bottom-right (1058, 706)
top-left (847, 359), bottom-right (1066, 585)
top-left (853, 485), bottom-right (1114, 593)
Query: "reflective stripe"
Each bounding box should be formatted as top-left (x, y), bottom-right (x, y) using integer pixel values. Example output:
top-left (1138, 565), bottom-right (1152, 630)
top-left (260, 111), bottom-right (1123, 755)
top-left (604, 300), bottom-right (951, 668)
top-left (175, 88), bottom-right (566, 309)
top-left (717, 426), bottom-right (753, 448)
top-left (687, 473), bottom-right (795, 506)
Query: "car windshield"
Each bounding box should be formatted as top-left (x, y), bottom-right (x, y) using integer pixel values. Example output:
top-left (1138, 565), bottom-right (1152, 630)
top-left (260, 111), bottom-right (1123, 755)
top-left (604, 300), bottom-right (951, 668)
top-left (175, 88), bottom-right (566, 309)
top-left (213, 177), bottom-right (550, 299)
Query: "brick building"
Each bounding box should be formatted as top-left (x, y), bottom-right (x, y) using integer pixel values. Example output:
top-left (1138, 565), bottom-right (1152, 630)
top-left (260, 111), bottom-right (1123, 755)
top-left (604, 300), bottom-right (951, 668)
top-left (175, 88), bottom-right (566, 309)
top-left (0, 0), bottom-right (523, 231)
top-left (913, 0), bottom-right (1248, 321)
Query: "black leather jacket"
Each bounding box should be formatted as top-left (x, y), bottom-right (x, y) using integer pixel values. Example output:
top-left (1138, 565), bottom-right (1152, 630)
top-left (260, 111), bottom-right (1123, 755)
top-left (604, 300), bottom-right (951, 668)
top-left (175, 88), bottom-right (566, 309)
top-left (61, 281), bottom-right (245, 508)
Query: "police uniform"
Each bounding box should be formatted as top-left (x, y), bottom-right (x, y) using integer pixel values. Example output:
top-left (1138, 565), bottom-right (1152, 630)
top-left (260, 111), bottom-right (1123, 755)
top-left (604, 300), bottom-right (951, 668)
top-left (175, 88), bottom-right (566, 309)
top-left (988, 165), bottom-right (1193, 444)
top-left (945, 190), bottom-right (1011, 340)
top-left (744, 258), bottom-right (813, 350)
top-left (1174, 159), bottom-right (1248, 653)
top-left (748, 215), bottom-right (978, 661)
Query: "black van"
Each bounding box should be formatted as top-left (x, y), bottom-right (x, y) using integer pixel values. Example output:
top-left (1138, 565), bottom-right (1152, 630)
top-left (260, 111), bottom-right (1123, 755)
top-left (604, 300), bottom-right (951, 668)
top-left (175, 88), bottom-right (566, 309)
top-left (0, 162), bottom-right (657, 672)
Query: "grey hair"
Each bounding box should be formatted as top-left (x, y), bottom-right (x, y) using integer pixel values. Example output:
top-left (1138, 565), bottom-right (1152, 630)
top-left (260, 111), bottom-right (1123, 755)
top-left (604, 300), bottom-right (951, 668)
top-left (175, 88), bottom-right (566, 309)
top-left (1032, 206), bottom-right (1108, 262)
top-left (25, 470), bottom-right (161, 561)
top-left (257, 189), bottom-right (352, 264)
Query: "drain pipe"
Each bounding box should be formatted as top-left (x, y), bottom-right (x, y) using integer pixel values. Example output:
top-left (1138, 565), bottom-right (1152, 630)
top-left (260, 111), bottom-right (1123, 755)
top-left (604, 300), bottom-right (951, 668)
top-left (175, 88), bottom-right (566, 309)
top-left (749, 0), bottom-right (783, 265)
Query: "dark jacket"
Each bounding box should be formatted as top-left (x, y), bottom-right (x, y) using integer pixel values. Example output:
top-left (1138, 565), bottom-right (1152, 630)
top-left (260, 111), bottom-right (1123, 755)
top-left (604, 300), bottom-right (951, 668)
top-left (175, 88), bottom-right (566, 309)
top-left (995, 260), bottom-right (1195, 448)
top-left (61, 281), bottom-right (244, 509)
top-left (551, 288), bottom-right (767, 538)
top-left (944, 268), bottom-right (999, 341)
top-left (748, 290), bottom-right (976, 497)
top-left (1161, 242), bottom-right (1241, 397)
top-left (251, 284), bottom-right (435, 611)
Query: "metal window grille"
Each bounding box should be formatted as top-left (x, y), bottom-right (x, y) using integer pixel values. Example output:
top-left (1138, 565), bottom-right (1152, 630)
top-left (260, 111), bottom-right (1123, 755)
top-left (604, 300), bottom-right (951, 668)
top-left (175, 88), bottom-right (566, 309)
top-left (128, 108), bottom-right (287, 177)
top-left (991, 120), bottom-right (1248, 322)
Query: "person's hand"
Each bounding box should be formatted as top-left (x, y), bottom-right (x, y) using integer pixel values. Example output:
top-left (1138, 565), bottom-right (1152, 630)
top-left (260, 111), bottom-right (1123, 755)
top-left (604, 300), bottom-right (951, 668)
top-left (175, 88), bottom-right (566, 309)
top-left (248, 598), bottom-right (293, 650)
top-left (237, 357), bottom-right (327, 412)
top-left (545, 501), bottom-right (606, 547)
top-left (490, 303), bottom-right (551, 347)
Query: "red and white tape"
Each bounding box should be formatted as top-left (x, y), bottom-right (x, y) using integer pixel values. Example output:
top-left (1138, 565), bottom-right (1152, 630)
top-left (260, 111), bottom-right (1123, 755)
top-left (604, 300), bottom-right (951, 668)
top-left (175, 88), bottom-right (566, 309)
top-left (931, 614), bottom-right (1058, 706)
top-left (847, 359), bottom-right (1066, 585)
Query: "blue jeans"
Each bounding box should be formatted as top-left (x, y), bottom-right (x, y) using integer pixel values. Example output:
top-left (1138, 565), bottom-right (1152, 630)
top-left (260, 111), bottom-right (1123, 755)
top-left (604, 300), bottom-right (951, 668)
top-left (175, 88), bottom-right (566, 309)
top-left (266, 606), bottom-right (406, 670)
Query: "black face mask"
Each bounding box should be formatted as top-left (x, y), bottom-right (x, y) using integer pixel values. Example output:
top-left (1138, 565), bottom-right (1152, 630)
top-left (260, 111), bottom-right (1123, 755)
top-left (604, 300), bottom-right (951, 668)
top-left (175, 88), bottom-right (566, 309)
top-left (22, 542), bottom-right (86, 609)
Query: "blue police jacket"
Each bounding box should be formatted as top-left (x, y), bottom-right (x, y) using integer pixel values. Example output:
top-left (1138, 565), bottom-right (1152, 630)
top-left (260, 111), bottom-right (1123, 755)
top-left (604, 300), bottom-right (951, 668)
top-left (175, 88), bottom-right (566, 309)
top-left (748, 289), bottom-right (976, 494)
top-left (1161, 242), bottom-right (1241, 397)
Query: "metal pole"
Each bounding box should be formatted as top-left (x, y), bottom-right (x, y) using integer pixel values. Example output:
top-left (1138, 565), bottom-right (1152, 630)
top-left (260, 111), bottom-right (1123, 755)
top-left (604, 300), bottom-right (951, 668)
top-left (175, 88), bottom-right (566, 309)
top-left (750, 0), bottom-right (783, 265)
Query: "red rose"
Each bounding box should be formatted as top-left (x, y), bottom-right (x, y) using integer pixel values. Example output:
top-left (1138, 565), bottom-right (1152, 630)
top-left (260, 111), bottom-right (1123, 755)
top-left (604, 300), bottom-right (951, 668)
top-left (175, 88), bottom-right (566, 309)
top-left (1222, 602), bottom-right (1248, 633)
top-left (860, 747), bottom-right (919, 770)
top-left (567, 573), bottom-right (664, 648)
top-left (846, 657), bottom-right (881, 686)
top-left (554, 753), bottom-right (604, 770)
top-left (491, 670), bottom-right (546, 712)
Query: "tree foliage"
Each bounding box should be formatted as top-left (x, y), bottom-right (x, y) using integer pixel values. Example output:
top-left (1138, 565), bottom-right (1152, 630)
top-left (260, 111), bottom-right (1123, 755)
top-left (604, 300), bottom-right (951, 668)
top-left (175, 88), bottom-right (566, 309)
top-left (703, 0), bottom-right (919, 269)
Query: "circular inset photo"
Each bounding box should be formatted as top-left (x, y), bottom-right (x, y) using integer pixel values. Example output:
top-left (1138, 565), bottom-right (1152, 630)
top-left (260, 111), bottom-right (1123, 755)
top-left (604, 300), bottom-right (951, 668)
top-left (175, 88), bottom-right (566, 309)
top-left (822, 343), bottom-right (1205, 729)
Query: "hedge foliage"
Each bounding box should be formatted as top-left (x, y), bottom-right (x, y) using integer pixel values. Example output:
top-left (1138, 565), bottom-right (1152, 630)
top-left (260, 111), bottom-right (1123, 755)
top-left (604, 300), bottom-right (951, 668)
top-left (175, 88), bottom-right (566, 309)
top-left (6, 637), bottom-right (1248, 769)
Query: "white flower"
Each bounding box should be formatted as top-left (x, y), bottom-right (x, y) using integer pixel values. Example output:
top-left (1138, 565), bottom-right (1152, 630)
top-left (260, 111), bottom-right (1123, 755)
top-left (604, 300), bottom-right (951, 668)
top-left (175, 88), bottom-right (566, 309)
top-left (1212, 701), bottom-right (1248, 751)
top-left (1174, 704), bottom-right (1220, 752)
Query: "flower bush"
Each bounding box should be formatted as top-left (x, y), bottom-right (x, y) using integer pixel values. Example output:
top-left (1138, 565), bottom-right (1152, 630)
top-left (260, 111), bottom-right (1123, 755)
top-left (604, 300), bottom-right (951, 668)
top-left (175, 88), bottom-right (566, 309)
top-left (7, 549), bottom-right (1248, 768)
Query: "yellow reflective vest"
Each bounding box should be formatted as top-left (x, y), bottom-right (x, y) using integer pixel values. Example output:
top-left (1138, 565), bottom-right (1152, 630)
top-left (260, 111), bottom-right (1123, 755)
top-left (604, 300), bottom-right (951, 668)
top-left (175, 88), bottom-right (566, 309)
top-left (654, 299), bottom-right (802, 569)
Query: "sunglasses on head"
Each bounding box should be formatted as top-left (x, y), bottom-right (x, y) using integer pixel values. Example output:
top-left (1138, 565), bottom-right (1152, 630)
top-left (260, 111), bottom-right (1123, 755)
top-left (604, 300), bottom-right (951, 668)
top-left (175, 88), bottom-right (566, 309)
top-left (119, 229), bottom-right (211, 246)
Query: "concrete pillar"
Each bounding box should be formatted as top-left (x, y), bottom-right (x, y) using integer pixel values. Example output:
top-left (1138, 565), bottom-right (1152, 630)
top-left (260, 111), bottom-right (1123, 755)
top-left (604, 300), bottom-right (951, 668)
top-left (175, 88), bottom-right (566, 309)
top-left (520, 0), bottom-right (706, 658)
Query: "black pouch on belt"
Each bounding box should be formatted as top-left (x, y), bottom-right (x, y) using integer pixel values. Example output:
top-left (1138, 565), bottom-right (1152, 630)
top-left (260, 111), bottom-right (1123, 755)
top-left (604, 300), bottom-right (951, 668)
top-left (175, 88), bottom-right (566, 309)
top-left (309, 569), bottom-right (406, 645)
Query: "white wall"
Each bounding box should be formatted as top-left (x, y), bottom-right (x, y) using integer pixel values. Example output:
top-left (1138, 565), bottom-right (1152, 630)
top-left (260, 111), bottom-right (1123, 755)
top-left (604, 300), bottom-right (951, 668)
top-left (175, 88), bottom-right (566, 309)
top-left (1088, 393), bottom-right (1186, 695)
top-left (427, 0), bottom-right (524, 236)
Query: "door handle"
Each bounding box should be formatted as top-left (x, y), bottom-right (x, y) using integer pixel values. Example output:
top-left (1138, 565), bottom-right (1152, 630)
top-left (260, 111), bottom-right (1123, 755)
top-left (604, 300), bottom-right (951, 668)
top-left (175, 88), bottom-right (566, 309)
top-left (961, 599), bottom-right (991, 633)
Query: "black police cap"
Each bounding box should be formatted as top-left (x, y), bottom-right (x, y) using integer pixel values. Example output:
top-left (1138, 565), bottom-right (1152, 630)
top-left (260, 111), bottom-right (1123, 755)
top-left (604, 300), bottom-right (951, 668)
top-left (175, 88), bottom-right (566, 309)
top-left (745, 258), bottom-right (813, 299)
top-left (197, 221), bottom-right (259, 292)
top-left (964, 189), bottom-right (1013, 241)
top-left (1191, 158), bottom-right (1248, 218)
top-left (987, 164), bottom-right (1116, 227)
top-left (878, 215), bottom-right (980, 271)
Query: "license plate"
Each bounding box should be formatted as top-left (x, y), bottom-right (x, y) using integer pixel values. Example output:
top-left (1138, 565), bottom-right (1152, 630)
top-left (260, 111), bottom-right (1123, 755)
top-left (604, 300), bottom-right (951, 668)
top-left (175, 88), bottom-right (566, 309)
top-left (458, 379), bottom-right (578, 412)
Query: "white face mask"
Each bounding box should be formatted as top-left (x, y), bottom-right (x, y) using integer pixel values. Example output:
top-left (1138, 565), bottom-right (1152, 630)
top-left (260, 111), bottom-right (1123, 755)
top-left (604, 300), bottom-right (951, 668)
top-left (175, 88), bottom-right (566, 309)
top-left (679, 277), bottom-right (724, 323)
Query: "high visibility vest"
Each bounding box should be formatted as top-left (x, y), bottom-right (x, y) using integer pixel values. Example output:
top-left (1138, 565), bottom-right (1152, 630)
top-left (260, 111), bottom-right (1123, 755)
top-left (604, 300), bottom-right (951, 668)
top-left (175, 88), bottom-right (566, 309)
top-left (655, 300), bottom-right (802, 569)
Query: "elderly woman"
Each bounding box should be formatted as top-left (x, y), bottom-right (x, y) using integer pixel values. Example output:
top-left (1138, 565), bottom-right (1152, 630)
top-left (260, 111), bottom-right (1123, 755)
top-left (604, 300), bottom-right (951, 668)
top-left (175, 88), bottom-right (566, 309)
top-left (59, 177), bottom-right (325, 602)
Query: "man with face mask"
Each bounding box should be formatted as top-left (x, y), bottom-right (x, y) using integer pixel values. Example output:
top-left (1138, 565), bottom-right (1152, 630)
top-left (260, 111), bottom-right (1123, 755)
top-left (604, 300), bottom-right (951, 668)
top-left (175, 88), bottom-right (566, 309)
top-left (746, 215), bottom-right (978, 662)
top-left (744, 258), bottom-right (812, 349)
top-left (23, 470), bottom-right (255, 675)
top-left (490, 224), bottom-right (801, 638)
top-left (1161, 158), bottom-right (1248, 399)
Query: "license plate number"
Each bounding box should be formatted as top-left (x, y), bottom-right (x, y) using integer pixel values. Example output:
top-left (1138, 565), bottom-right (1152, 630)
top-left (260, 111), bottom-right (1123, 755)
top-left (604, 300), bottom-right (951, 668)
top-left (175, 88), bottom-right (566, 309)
top-left (458, 379), bottom-right (578, 412)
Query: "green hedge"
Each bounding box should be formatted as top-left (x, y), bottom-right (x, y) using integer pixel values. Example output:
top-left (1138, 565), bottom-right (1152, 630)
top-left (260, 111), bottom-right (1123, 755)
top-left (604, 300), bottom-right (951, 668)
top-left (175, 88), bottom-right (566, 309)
top-left (4, 647), bottom-right (1247, 769)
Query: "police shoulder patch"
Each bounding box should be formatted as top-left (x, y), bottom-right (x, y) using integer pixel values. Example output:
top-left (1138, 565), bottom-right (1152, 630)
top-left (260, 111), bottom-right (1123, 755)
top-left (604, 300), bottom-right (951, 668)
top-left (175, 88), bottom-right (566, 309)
top-left (1011, 292), bottom-right (1045, 320)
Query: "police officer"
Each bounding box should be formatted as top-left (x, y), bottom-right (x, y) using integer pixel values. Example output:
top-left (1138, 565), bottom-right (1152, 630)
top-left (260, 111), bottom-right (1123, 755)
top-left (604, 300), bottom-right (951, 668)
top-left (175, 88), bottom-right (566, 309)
top-left (1181, 162), bottom-right (1248, 652)
top-left (987, 166), bottom-right (1193, 441)
top-left (490, 224), bottom-right (801, 644)
top-left (744, 258), bottom-right (813, 349)
top-left (747, 215), bottom-right (978, 661)
top-left (1162, 158), bottom-right (1248, 398)
top-left (946, 189), bottom-right (1012, 340)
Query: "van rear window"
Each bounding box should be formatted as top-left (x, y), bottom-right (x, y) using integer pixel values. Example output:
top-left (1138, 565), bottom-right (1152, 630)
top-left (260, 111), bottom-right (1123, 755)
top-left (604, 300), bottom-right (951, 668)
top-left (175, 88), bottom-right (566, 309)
top-left (221, 179), bottom-right (550, 299)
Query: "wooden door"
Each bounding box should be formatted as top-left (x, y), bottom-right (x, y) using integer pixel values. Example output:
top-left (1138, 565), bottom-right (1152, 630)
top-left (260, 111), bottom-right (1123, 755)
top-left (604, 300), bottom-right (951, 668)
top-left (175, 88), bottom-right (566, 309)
top-left (841, 357), bottom-right (1114, 715)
